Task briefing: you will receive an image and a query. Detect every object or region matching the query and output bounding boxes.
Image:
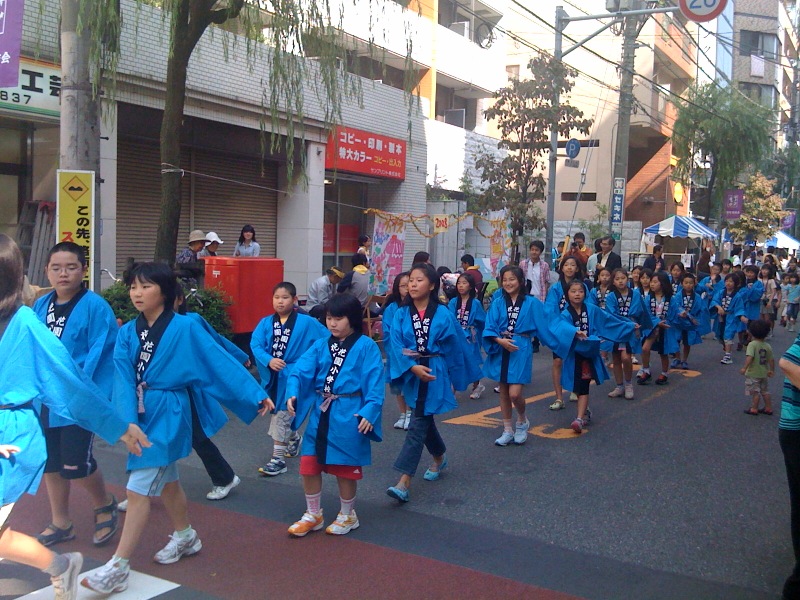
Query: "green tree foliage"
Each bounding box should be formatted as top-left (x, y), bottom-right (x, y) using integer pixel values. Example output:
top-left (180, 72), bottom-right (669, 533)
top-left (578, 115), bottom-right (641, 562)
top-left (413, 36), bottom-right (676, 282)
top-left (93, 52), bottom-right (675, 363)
top-left (672, 83), bottom-right (772, 221)
top-left (474, 55), bottom-right (592, 256)
top-left (71, 0), bottom-right (411, 262)
top-left (727, 172), bottom-right (787, 243)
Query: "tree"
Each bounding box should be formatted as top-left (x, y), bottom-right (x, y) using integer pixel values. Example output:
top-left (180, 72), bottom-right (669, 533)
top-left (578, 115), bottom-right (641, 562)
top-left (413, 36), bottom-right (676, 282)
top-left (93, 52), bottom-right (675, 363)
top-left (73, 0), bottom-right (409, 262)
top-left (727, 172), bottom-right (787, 243)
top-left (671, 83), bottom-right (772, 223)
top-left (474, 55), bottom-right (592, 260)
top-left (760, 146), bottom-right (800, 239)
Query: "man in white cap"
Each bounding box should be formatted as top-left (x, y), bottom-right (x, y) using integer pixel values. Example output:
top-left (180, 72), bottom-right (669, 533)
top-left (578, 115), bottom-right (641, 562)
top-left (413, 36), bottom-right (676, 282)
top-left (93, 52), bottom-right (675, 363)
top-left (199, 232), bottom-right (224, 258)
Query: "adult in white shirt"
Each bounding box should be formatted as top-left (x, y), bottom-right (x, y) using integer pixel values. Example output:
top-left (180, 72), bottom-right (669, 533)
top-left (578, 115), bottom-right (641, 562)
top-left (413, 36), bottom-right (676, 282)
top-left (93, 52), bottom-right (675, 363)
top-left (518, 240), bottom-right (550, 302)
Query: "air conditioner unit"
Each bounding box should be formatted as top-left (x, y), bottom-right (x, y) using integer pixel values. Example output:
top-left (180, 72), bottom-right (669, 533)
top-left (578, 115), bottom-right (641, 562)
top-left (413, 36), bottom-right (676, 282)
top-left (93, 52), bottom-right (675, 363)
top-left (444, 109), bottom-right (466, 128)
top-left (449, 21), bottom-right (470, 39)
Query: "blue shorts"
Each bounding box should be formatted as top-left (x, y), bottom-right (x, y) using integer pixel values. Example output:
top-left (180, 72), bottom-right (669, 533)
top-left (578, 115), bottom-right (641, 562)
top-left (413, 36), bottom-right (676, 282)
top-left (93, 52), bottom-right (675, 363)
top-left (127, 463), bottom-right (179, 496)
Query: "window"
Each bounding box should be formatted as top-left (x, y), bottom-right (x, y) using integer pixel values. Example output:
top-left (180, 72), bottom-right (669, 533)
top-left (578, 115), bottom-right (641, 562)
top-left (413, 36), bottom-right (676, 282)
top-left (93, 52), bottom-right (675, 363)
top-left (738, 82), bottom-right (777, 109)
top-left (506, 65), bottom-right (520, 80)
top-left (560, 192), bottom-right (597, 202)
top-left (739, 30), bottom-right (779, 60)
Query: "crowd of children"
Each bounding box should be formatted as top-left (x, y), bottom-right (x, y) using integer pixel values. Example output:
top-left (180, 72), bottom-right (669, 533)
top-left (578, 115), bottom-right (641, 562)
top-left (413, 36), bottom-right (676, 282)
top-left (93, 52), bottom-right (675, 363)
top-left (1, 233), bottom-right (792, 598)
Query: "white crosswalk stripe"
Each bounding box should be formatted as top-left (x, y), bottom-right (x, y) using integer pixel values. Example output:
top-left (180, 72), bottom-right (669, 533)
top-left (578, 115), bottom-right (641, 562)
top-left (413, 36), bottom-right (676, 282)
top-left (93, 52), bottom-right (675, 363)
top-left (18, 567), bottom-right (180, 599)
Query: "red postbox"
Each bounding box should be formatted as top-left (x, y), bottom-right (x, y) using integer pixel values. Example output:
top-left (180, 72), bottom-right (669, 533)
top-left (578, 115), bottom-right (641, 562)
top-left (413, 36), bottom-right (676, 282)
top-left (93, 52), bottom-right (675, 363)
top-left (203, 257), bottom-right (284, 333)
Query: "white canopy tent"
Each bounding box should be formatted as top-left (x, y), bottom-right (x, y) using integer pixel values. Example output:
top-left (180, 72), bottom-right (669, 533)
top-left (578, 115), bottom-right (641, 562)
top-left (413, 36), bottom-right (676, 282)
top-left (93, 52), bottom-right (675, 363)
top-left (764, 230), bottom-right (800, 252)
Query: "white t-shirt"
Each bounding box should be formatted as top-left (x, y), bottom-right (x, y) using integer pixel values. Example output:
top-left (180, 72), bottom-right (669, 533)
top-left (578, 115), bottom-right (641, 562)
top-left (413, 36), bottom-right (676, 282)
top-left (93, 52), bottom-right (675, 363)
top-left (527, 261), bottom-right (542, 299)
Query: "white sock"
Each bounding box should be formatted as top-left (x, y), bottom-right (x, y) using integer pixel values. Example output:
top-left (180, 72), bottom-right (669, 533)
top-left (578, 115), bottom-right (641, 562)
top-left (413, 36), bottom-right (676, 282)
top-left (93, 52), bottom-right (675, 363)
top-left (112, 555), bottom-right (130, 569)
top-left (273, 444), bottom-right (287, 461)
top-left (502, 419), bottom-right (513, 433)
top-left (340, 496), bottom-right (356, 516)
top-left (175, 526), bottom-right (194, 540)
top-left (306, 491), bottom-right (322, 515)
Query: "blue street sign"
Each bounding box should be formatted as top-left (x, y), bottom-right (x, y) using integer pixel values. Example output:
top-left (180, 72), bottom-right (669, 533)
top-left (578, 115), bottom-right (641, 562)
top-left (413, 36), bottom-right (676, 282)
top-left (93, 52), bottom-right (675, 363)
top-left (565, 138), bottom-right (580, 159)
top-left (611, 193), bottom-right (624, 224)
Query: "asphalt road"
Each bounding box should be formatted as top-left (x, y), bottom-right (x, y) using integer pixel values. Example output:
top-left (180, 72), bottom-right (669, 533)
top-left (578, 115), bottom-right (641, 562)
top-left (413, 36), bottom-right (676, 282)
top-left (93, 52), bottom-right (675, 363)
top-left (2, 322), bottom-right (796, 599)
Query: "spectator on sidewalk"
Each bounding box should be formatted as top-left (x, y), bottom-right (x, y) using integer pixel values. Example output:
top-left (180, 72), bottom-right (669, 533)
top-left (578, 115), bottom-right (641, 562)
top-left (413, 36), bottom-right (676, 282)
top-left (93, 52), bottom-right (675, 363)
top-left (198, 232), bottom-right (223, 258)
top-left (460, 254), bottom-right (483, 293)
top-left (306, 267), bottom-right (344, 319)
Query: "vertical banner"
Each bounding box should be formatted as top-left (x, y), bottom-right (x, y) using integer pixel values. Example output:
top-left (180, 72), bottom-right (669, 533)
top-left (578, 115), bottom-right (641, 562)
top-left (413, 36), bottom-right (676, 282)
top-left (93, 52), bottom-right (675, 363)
top-left (487, 209), bottom-right (512, 277)
top-left (782, 209), bottom-right (796, 230)
top-left (611, 177), bottom-right (625, 240)
top-left (0, 0), bottom-right (25, 88)
top-left (56, 170), bottom-right (95, 289)
top-left (723, 189), bottom-right (744, 221)
top-left (370, 215), bottom-right (406, 295)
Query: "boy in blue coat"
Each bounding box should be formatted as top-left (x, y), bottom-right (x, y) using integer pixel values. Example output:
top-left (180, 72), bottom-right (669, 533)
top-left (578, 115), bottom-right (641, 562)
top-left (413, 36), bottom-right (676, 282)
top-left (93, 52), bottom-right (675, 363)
top-left (33, 242), bottom-right (121, 548)
top-left (671, 273), bottom-right (711, 370)
top-left (284, 294), bottom-right (384, 537)
top-left (251, 282), bottom-right (329, 476)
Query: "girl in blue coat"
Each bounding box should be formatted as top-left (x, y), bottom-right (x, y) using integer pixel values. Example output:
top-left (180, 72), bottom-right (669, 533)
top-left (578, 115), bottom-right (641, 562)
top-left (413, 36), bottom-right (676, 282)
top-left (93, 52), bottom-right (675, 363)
top-left (382, 271), bottom-right (411, 430)
top-left (638, 272), bottom-right (680, 386)
top-left (449, 272), bottom-right (487, 399)
top-left (0, 234), bottom-right (149, 600)
top-left (606, 268), bottom-right (654, 400)
top-left (558, 280), bottom-right (635, 434)
top-left (698, 262), bottom-right (724, 336)
top-left (711, 273), bottom-right (747, 365)
top-left (484, 265), bottom-right (572, 445)
top-left (386, 263), bottom-right (481, 503)
top-left (251, 282), bottom-right (328, 476)
top-left (82, 263), bottom-right (271, 595)
top-left (545, 256), bottom-right (588, 410)
top-left (672, 273), bottom-right (711, 369)
top-left (284, 294), bottom-right (384, 537)
top-left (33, 242), bottom-right (121, 548)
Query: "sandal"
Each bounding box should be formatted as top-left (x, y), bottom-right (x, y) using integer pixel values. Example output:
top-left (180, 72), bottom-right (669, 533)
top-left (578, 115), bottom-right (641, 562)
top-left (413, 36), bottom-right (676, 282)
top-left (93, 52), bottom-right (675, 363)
top-left (37, 523), bottom-right (75, 547)
top-left (549, 399), bottom-right (565, 411)
top-left (93, 494), bottom-right (119, 546)
top-left (743, 409), bottom-right (759, 416)
top-left (758, 408), bottom-right (774, 416)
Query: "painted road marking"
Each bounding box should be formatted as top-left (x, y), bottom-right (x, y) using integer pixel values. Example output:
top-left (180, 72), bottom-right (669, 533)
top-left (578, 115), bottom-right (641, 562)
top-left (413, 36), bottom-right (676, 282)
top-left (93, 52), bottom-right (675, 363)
top-left (19, 568), bottom-right (180, 599)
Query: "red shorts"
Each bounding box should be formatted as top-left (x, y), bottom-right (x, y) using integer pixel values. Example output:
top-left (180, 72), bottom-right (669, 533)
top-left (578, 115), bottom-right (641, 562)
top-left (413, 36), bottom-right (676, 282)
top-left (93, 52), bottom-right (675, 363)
top-left (299, 455), bottom-right (363, 480)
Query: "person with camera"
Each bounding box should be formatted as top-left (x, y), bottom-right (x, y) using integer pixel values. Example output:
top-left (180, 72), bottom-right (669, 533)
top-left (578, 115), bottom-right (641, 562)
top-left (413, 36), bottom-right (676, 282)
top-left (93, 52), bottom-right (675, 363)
top-left (561, 232), bottom-right (591, 269)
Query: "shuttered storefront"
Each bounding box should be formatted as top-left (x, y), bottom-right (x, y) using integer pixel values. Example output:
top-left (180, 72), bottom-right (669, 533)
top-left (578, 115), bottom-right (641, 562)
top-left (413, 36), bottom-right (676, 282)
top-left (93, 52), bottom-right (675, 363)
top-left (116, 139), bottom-right (277, 274)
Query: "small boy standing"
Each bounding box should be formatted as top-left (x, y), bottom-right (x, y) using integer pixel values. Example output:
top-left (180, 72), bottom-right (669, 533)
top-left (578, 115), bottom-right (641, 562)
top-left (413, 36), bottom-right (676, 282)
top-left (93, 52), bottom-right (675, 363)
top-left (741, 319), bottom-right (774, 416)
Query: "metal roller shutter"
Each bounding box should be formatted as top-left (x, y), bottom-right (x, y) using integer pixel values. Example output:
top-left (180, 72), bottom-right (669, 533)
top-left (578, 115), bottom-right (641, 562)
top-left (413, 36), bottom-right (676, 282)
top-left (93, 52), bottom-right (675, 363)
top-left (191, 150), bottom-right (278, 257)
top-left (116, 140), bottom-right (190, 274)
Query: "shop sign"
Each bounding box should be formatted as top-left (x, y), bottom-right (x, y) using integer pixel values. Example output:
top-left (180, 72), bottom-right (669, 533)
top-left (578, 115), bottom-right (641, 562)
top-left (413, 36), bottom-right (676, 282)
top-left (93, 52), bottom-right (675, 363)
top-left (0, 0), bottom-right (25, 88)
top-left (325, 126), bottom-right (406, 180)
top-left (56, 170), bottom-right (94, 289)
top-left (0, 59), bottom-right (61, 117)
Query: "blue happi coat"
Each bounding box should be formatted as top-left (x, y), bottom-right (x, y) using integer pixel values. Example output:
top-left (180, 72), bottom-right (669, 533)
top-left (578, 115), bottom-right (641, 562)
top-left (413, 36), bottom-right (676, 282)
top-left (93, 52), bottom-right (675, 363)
top-left (381, 300), bottom-right (402, 385)
top-left (739, 279), bottom-right (765, 321)
top-left (557, 303), bottom-right (635, 392)
top-left (114, 313), bottom-right (264, 470)
top-left (389, 302), bottom-right (481, 415)
top-left (483, 293), bottom-right (573, 385)
top-left (33, 290), bottom-right (117, 427)
top-left (545, 279), bottom-right (589, 315)
top-left (642, 293), bottom-right (682, 355)
top-left (251, 311), bottom-right (328, 403)
top-left (185, 312), bottom-right (250, 438)
top-left (285, 334), bottom-right (384, 466)
top-left (672, 290), bottom-right (711, 345)
top-left (604, 288), bottom-right (654, 354)
top-left (587, 287), bottom-right (613, 351)
top-left (698, 274), bottom-right (724, 332)
top-left (711, 288), bottom-right (747, 341)
top-left (448, 296), bottom-right (486, 371)
top-left (1, 307), bottom-right (129, 505)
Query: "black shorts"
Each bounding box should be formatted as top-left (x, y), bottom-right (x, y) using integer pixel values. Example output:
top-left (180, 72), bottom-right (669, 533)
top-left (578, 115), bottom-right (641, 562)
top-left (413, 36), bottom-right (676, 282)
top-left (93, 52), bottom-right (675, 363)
top-left (44, 425), bottom-right (97, 479)
top-left (650, 329), bottom-right (666, 355)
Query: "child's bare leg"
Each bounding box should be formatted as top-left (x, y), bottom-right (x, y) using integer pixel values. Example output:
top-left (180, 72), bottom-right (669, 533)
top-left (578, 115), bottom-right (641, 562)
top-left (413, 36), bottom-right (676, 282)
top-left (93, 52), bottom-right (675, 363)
top-left (659, 353), bottom-right (670, 374)
top-left (114, 491), bottom-right (150, 559)
top-left (621, 350), bottom-right (633, 381)
top-left (641, 339), bottom-right (652, 370)
top-left (337, 478), bottom-right (357, 504)
top-left (576, 395), bottom-right (589, 420)
top-left (302, 474), bottom-right (323, 496)
top-left (682, 344), bottom-right (691, 363)
top-left (161, 481), bottom-right (190, 533)
top-left (498, 383), bottom-right (512, 420)
top-left (552, 358), bottom-right (563, 400)
top-left (509, 384), bottom-right (526, 422)
top-left (395, 395), bottom-right (407, 414)
top-left (0, 527), bottom-right (54, 570)
top-left (612, 350), bottom-right (623, 384)
top-left (41, 474), bottom-right (71, 533)
top-left (763, 391), bottom-right (773, 413)
top-left (750, 392), bottom-right (760, 412)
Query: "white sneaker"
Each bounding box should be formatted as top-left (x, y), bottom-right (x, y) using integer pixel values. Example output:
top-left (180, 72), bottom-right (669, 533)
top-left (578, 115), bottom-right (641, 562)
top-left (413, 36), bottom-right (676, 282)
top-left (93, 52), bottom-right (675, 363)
top-left (513, 420), bottom-right (530, 445)
top-left (469, 383), bottom-right (486, 399)
top-left (569, 392), bottom-right (578, 402)
top-left (153, 529), bottom-right (202, 564)
top-left (206, 475), bottom-right (240, 501)
top-left (117, 499), bottom-right (127, 512)
top-left (624, 384), bottom-right (634, 400)
top-left (608, 386), bottom-right (624, 398)
top-left (403, 410), bottom-right (412, 430)
top-left (721, 355), bottom-right (733, 365)
top-left (81, 557), bottom-right (129, 594)
top-left (393, 414), bottom-right (406, 429)
top-left (325, 511), bottom-right (360, 535)
top-left (52, 552), bottom-right (82, 600)
top-left (494, 431), bottom-right (515, 446)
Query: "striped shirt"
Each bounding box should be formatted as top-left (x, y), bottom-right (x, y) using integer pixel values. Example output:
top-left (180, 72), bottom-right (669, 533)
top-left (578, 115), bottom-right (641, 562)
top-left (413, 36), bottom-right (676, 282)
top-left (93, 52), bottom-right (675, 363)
top-left (780, 340), bottom-right (800, 430)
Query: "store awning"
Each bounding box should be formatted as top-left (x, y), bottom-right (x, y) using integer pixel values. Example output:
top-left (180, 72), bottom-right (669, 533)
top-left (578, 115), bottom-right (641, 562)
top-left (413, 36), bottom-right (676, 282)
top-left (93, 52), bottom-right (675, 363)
top-left (643, 215), bottom-right (717, 239)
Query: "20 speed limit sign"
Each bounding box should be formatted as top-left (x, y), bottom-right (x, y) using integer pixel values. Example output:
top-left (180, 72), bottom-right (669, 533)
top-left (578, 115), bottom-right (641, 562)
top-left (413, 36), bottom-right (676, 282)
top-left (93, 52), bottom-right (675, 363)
top-left (678, 0), bottom-right (728, 23)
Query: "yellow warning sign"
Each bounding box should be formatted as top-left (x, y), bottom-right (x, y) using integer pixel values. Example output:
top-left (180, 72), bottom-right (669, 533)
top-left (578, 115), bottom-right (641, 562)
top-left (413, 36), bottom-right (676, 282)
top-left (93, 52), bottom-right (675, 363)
top-left (57, 170), bottom-right (95, 289)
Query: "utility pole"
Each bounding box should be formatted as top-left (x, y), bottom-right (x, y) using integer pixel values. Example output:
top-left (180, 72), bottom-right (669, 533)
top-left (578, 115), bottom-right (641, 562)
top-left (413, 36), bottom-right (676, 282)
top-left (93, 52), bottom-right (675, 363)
top-left (60, 0), bottom-right (101, 288)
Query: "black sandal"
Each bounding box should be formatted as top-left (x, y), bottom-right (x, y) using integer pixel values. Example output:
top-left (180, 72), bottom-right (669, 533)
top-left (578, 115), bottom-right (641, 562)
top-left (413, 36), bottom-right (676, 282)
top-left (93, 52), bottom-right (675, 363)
top-left (93, 494), bottom-right (119, 546)
top-left (37, 523), bottom-right (75, 547)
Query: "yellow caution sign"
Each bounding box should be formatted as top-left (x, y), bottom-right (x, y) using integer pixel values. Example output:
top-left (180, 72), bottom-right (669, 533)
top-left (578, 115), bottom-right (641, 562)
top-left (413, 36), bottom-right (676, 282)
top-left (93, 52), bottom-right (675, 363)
top-left (56, 170), bottom-right (95, 288)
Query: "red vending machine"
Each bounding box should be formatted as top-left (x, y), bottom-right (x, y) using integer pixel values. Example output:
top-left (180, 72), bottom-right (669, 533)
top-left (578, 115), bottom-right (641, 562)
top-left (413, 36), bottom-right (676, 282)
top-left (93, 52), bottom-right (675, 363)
top-left (203, 257), bottom-right (284, 333)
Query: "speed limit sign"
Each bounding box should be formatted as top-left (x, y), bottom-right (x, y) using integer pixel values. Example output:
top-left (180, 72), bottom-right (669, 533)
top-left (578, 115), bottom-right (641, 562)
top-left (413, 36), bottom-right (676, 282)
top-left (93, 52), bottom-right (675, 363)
top-left (678, 0), bottom-right (728, 23)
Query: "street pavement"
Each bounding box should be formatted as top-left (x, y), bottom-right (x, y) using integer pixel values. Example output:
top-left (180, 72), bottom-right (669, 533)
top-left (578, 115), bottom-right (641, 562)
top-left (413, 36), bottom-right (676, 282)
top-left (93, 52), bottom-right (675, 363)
top-left (1, 321), bottom-right (796, 599)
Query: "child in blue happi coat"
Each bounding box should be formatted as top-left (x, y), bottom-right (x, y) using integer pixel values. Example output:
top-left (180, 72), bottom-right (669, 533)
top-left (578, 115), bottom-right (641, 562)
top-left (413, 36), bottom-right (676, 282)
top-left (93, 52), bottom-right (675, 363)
top-left (382, 272), bottom-right (412, 429)
top-left (738, 265), bottom-right (764, 349)
top-left (449, 271), bottom-right (487, 400)
top-left (638, 272), bottom-right (680, 386)
top-left (284, 294), bottom-right (385, 537)
top-left (698, 262), bottom-right (724, 336)
top-left (712, 272), bottom-right (748, 365)
top-left (671, 273), bottom-right (711, 370)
